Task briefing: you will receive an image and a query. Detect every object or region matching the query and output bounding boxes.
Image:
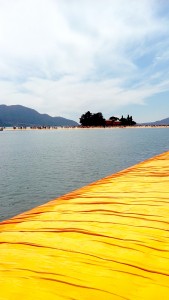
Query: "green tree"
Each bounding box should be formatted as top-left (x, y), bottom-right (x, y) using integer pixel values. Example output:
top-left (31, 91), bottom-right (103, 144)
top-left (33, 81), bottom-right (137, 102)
top-left (79, 111), bottom-right (92, 126)
top-left (92, 113), bottom-right (105, 126)
top-left (120, 115), bottom-right (136, 126)
top-left (109, 116), bottom-right (119, 121)
top-left (79, 111), bottom-right (105, 127)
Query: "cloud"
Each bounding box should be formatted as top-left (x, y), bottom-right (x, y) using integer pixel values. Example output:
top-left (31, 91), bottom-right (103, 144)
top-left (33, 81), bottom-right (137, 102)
top-left (0, 0), bottom-right (168, 121)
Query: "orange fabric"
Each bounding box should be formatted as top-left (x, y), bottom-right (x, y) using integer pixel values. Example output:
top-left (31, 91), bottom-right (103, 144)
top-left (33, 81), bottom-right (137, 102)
top-left (0, 151), bottom-right (169, 299)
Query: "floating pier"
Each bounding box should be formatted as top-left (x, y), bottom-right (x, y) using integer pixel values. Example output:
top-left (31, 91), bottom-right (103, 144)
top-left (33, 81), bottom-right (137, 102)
top-left (0, 151), bottom-right (169, 299)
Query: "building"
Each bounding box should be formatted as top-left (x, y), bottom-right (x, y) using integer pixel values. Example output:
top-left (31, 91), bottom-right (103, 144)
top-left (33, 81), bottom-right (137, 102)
top-left (105, 120), bottom-right (122, 126)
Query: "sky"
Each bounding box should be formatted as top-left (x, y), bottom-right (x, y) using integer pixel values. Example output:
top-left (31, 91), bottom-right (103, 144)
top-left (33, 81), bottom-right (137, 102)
top-left (0, 0), bottom-right (169, 123)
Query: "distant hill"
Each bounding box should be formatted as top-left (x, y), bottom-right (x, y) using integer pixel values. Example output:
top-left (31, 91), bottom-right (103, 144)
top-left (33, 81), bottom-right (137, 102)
top-left (0, 105), bottom-right (79, 127)
top-left (142, 117), bottom-right (169, 126)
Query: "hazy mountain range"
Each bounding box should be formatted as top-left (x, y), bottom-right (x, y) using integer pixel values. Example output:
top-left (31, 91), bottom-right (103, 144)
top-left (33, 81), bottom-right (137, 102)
top-left (0, 104), bottom-right (168, 127)
top-left (142, 117), bottom-right (169, 126)
top-left (0, 105), bottom-right (79, 127)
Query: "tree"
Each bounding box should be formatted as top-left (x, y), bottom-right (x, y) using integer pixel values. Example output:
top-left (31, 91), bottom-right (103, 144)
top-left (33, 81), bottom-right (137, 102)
top-left (79, 111), bottom-right (105, 127)
top-left (79, 111), bottom-right (92, 126)
top-left (120, 115), bottom-right (136, 126)
top-left (120, 115), bottom-right (127, 125)
top-left (109, 116), bottom-right (119, 121)
top-left (129, 116), bottom-right (136, 125)
top-left (92, 113), bottom-right (105, 126)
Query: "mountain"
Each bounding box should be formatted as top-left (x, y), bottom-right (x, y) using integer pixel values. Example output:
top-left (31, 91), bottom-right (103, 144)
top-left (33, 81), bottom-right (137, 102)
top-left (142, 117), bottom-right (169, 126)
top-left (0, 105), bottom-right (79, 127)
top-left (151, 117), bottom-right (169, 125)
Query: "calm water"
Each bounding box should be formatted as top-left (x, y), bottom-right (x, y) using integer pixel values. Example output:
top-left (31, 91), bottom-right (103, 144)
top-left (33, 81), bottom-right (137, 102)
top-left (0, 127), bottom-right (169, 221)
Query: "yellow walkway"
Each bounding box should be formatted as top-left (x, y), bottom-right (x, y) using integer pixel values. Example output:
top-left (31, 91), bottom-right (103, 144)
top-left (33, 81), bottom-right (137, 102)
top-left (0, 151), bottom-right (169, 300)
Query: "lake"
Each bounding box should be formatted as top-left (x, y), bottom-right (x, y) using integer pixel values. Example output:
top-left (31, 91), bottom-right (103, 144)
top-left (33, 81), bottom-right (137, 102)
top-left (0, 127), bottom-right (169, 221)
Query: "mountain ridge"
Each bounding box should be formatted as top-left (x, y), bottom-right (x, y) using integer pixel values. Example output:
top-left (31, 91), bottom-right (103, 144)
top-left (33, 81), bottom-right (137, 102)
top-left (0, 105), bottom-right (79, 127)
top-left (141, 117), bottom-right (169, 126)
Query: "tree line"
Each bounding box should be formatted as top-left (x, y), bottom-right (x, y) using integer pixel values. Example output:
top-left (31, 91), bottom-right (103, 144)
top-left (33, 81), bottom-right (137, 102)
top-left (79, 111), bottom-right (136, 127)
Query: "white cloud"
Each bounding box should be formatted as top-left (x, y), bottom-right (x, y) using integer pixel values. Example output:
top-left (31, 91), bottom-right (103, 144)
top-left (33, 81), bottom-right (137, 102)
top-left (0, 0), bottom-right (168, 121)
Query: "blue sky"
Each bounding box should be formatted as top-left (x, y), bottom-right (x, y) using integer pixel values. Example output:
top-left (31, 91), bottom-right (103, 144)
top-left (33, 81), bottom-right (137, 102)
top-left (0, 0), bottom-right (169, 123)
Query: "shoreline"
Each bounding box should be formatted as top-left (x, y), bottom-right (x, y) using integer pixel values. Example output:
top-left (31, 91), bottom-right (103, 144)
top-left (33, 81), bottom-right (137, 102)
top-left (1, 125), bottom-right (169, 131)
